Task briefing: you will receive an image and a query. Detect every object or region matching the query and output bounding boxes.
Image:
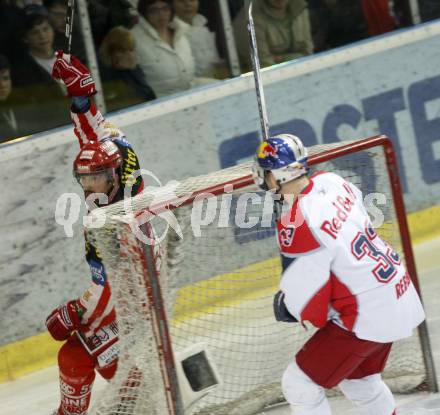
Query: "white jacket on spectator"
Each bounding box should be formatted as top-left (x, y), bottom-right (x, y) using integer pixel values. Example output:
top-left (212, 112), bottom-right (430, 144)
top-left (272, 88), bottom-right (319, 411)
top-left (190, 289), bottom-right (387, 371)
top-left (131, 17), bottom-right (195, 97)
top-left (177, 14), bottom-right (220, 77)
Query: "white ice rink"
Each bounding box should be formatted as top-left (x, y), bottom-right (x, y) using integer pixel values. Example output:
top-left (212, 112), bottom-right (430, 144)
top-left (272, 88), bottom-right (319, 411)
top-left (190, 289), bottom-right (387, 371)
top-left (1, 236), bottom-right (440, 415)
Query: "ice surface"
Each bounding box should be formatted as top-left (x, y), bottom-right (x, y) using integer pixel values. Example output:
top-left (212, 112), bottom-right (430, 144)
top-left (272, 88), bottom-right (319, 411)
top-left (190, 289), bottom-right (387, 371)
top-left (1, 237), bottom-right (439, 415)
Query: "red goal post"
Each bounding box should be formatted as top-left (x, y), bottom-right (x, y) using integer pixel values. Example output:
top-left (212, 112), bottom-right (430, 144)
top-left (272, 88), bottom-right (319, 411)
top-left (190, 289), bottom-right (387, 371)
top-left (86, 135), bottom-right (438, 415)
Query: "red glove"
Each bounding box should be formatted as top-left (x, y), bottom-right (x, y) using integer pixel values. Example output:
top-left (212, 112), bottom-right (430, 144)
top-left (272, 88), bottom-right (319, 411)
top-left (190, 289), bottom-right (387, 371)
top-left (52, 50), bottom-right (96, 97)
top-left (46, 300), bottom-right (82, 341)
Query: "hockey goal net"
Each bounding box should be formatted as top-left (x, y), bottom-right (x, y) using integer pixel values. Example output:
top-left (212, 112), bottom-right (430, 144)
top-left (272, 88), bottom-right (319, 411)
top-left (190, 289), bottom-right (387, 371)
top-left (86, 136), bottom-right (437, 415)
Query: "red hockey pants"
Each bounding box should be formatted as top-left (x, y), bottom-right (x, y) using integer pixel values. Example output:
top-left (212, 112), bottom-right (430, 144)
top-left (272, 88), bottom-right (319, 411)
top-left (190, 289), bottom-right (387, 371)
top-left (56, 335), bottom-right (117, 415)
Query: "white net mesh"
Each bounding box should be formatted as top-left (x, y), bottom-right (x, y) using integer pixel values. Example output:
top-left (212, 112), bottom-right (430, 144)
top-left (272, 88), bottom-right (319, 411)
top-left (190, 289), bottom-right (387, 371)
top-left (87, 139), bottom-right (427, 415)
top-left (88, 222), bottom-right (172, 415)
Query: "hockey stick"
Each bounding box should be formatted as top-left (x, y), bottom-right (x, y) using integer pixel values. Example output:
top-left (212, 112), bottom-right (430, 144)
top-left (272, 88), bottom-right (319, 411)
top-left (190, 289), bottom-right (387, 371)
top-left (64, 0), bottom-right (76, 62)
top-left (247, 2), bottom-right (270, 142)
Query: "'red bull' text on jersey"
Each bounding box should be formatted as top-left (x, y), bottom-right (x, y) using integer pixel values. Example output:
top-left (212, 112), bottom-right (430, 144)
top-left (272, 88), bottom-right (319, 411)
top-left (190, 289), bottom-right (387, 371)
top-left (278, 172), bottom-right (425, 343)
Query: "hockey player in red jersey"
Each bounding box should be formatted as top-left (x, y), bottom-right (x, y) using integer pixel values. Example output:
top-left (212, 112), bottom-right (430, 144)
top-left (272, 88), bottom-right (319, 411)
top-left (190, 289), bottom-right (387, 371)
top-left (253, 134), bottom-right (425, 415)
top-left (45, 52), bottom-right (144, 415)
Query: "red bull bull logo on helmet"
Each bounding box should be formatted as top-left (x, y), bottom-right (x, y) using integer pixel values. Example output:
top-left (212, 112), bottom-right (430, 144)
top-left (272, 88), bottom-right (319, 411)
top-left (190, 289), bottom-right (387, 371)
top-left (258, 142), bottom-right (278, 159)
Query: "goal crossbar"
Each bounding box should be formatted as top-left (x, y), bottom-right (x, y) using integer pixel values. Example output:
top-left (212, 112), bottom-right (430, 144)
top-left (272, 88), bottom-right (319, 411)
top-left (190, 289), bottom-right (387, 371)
top-left (87, 136), bottom-right (438, 415)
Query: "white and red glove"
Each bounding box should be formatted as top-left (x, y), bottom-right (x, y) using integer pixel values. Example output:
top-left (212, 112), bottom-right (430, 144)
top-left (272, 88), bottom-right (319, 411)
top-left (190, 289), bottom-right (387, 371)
top-left (46, 300), bottom-right (83, 341)
top-left (52, 50), bottom-right (96, 97)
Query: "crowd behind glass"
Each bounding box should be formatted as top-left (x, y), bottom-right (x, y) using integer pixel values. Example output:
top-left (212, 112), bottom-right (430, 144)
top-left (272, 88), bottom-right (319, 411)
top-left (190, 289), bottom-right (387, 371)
top-left (0, 0), bottom-right (439, 143)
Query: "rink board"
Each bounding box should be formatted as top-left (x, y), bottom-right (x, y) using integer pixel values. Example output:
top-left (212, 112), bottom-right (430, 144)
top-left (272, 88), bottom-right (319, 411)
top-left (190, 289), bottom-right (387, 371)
top-left (1, 20), bottom-right (440, 377)
top-left (0, 205), bottom-right (439, 383)
top-left (1, 236), bottom-right (440, 415)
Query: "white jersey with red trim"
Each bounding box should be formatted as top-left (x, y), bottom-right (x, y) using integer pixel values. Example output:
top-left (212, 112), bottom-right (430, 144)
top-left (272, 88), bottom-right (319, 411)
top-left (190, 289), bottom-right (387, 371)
top-left (278, 172), bottom-right (425, 343)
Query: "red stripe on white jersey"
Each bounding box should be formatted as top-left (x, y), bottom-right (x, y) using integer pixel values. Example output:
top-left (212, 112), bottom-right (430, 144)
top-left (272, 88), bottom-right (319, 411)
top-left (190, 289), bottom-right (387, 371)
top-left (79, 282), bottom-right (115, 336)
top-left (300, 280), bottom-right (332, 328)
top-left (278, 203), bottom-right (321, 256)
top-left (90, 102), bottom-right (98, 117)
top-left (71, 103), bottom-right (107, 147)
top-left (72, 112), bottom-right (97, 146)
top-left (330, 273), bottom-right (359, 331)
top-left (87, 281), bottom-right (112, 324)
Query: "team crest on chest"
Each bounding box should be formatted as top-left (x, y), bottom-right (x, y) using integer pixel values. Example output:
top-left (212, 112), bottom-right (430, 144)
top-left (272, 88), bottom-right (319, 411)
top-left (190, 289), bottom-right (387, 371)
top-left (279, 225), bottom-right (296, 247)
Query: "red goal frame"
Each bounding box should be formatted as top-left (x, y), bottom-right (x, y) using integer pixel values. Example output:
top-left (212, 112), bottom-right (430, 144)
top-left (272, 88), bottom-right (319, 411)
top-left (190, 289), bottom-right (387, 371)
top-left (139, 135), bottom-right (438, 415)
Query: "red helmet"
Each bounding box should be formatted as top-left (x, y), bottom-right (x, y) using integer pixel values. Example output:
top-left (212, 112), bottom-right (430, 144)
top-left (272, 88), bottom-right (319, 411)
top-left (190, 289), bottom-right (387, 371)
top-left (73, 140), bottom-right (122, 175)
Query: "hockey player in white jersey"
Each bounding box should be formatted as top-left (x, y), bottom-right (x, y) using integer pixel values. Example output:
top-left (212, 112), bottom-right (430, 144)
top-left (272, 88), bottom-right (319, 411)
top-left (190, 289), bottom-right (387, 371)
top-left (253, 134), bottom-right (425, 415)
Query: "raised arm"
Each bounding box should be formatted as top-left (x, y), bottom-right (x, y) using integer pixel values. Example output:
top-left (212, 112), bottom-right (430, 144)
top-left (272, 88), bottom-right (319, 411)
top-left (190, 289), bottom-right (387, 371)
top-left (52, 51), bottom-right (123, 147)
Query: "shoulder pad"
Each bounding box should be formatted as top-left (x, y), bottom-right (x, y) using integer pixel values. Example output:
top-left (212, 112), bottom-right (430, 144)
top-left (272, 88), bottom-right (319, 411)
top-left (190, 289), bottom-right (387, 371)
top-left (277, 202), bottom-right (321, 256)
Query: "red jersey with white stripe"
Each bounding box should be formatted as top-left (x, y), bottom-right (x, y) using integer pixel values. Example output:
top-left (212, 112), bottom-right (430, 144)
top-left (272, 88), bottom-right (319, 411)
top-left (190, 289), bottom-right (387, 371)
top-left (71, 103), bottom-right (143, 338)
top-left (278, 172), bottom-right (425, 343)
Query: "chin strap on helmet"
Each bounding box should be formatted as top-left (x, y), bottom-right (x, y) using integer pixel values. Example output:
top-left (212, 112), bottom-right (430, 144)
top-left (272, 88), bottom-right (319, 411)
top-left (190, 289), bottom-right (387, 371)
top-left (252, 161), bottom-right (269, 191)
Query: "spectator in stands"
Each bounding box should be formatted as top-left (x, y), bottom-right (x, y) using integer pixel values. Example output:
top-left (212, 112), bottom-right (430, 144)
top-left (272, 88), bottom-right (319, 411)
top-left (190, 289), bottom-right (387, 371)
top-left (12, 5), bottom-right (70, 131)
top-left (417, 0), bottom-right (440, 22)
top-left (233, 0), bottom-right (313, 70)
top-left (309, 0), bottom-right (368, 50)
top-left (0, 54), bottom-right (20, 142)
top-left (0, 53), bottom-right (49, 141)
top-left (44, 0), bottom-right (86, 61)
top-left (132, 0), bottom-right (216, 97)
top-left (392, 0), bottom-right (412, 27)
top-left (306, 0), bottom-right (328, 52)
top-left (228, 0), bottom-right (245, 20)
top-left (173, 0), bottom-right (222, 77)
top-left (88, 0), bottom-right (138, 46)
top-left (361, 0), bottom-right (397, 36)
top-left (87, 0), bottom-right (110, 45)
top-left (0, 1), bottom-right (24, 62)
top-left (107, 0), bottom-right (139, 29)
top-left (308, 0), bottom-right (396, 52)
top-left (99, 26), bottom-right (156, 112)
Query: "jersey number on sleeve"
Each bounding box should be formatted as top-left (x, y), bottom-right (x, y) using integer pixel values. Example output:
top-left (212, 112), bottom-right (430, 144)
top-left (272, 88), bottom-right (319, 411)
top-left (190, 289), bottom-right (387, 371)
top-left (351, 225), bottom-right (401, 283)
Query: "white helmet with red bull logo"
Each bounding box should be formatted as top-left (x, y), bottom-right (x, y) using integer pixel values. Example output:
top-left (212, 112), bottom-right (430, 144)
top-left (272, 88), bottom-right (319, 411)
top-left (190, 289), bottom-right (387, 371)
top-left (252, 134), bottom-right (308, 190)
